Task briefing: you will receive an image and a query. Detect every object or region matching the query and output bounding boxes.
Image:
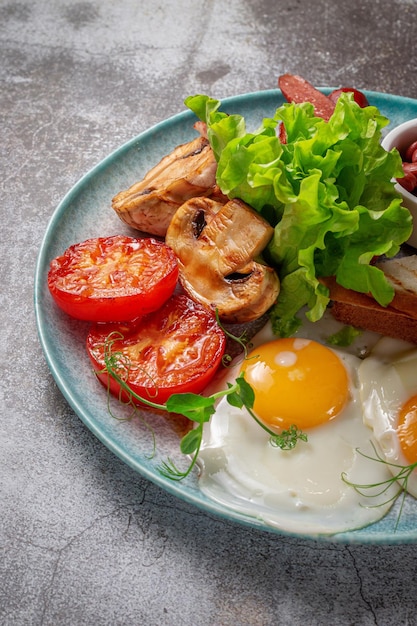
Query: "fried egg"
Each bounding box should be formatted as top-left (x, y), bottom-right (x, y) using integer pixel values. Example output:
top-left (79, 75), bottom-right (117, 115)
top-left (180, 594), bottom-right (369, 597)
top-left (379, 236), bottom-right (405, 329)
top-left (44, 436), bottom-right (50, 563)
top-left (358, 336), bottom-right (417, 498)
top-left (197, 313), bottom-right (398, 536)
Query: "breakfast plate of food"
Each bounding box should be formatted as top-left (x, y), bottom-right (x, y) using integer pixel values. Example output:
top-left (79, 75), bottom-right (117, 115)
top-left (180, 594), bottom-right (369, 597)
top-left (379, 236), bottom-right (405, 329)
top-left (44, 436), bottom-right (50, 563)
top-left (34, 75), bottom-right (417, 544)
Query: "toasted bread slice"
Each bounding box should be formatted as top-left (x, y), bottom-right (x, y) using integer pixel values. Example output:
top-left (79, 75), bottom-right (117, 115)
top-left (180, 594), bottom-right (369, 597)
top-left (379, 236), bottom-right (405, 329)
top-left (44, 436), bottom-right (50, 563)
top-left (321, 270), bottom-right (417, 344)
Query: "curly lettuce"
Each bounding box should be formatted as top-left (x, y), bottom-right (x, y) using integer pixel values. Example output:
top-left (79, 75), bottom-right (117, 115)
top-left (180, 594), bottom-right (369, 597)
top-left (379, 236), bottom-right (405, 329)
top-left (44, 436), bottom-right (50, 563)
top-left (185, 93), bottom-right (412, 336)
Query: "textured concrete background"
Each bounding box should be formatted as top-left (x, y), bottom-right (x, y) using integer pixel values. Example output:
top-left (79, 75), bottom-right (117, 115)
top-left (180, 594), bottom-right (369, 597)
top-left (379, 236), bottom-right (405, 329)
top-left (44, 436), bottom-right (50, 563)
top-left (2, 1), bottom-right (417, 624)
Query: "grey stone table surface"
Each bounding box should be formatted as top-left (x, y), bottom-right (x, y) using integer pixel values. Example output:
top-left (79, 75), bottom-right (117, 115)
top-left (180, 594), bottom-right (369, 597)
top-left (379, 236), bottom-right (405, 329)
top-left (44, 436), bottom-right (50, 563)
top-left (2, 1), bottom-right (417, 624)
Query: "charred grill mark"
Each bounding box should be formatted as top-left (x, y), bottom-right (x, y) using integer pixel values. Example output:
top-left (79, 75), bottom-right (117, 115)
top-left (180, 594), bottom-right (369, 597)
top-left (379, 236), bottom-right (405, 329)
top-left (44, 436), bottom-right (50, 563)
top-left (182, 139), bottom-right (209, 159)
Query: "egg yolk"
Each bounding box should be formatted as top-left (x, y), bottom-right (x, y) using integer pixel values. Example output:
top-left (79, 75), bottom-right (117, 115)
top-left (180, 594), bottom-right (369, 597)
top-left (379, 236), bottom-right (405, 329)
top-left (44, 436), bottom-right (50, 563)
top-left (240, 338), bottom-right (349, 431)
top-left (397, 395), bottom-right (417, 465)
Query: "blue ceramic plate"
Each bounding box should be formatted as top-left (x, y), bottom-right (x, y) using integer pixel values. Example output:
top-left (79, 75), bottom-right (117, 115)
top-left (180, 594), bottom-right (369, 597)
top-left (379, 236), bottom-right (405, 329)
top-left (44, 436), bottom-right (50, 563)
top-left (34, 89), bottom-right (417, 544)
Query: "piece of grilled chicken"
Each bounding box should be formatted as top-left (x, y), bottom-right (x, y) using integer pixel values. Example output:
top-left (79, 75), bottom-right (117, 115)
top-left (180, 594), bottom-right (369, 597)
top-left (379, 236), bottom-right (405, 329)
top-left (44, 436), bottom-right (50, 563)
top-left (112, 136), bottom-right (218, 237)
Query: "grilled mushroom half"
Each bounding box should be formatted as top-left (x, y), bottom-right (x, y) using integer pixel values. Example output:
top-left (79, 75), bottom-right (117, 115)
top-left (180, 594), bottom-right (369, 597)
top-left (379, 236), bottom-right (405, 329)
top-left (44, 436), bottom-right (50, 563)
top-left (165, 196), bottom-right (280, 323)
top-left (112, 136), bottom-right (217, 237)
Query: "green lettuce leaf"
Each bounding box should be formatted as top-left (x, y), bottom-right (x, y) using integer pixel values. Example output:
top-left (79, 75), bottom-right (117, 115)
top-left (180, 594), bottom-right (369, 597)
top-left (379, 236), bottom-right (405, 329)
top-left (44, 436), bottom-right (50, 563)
top-left (185, 92), bottom-right (413, 336)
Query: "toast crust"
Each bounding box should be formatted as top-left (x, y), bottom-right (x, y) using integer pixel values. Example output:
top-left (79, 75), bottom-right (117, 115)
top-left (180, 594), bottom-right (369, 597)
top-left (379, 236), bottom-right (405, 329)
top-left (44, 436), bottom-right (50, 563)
top-left (321, 269), bottom-right (417, 344)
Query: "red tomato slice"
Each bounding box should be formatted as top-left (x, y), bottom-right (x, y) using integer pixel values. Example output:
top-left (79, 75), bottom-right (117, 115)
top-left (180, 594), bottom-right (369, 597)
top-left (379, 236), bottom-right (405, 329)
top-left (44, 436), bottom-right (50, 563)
top-left (48, 235), bottom-right (178, 322)
top-left (86, 294), bottom-right (226, 404)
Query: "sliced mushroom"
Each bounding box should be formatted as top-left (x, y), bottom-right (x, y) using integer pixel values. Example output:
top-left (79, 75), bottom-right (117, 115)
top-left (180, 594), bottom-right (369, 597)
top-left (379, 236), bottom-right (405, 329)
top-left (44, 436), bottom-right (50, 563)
top-left (165, 196), bottom-right (280, 323)
top-left (111, 136), bottom-right (218, 237)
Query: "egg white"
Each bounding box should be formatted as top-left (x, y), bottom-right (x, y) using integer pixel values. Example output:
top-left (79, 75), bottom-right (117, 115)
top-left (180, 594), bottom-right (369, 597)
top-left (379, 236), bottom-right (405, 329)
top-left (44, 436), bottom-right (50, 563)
top-left (197, 313), bottom-right (398, 536)
top-left (358, 336), bottom-right (417, 498)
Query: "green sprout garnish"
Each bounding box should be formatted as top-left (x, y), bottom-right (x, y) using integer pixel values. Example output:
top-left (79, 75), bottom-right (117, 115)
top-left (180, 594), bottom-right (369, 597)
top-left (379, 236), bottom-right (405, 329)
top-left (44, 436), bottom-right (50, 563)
top-left (214, 310), bottom-right (255, 367)
top-left (159, 375), bottom-right (254, 480)
top-left (270, 424), bottom-right (308, 451)
top-left (342, 442), bottom-right (417, 530)
top-left (98, 331), bottom-right (308, 481)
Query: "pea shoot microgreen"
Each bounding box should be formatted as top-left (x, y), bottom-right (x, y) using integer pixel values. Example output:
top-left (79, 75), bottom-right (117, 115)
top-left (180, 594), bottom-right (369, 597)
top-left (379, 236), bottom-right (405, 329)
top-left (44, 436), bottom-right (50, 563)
top-left (342, 442), bottom-right (417, 530)
top-left (214, 310), bottom-right (255, 367)
top-left (270, 424), bottom-right (308, 450)
top-left (97, 329), bottom-right (308, 481)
